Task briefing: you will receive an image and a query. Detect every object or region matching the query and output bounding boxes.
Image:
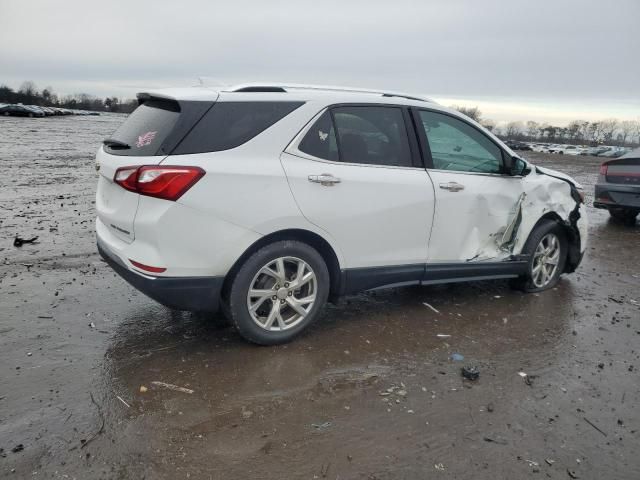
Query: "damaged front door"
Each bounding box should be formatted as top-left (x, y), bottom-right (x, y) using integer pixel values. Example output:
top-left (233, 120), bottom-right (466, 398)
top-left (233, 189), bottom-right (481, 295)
top-left (415, 110), bottom-right (525, 262)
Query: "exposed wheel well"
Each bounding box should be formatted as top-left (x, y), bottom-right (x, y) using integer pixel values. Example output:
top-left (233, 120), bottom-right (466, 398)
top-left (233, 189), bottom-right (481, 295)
top-left (221, 229), bottom-right (342, 302)
top-left (530, 212), bottom-right (581, 273)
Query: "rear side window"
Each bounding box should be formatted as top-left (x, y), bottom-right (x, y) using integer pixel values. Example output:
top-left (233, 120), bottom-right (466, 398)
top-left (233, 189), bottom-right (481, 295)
top-left (173, 102), bottom-right (303, 155)
top-left (298, 111), bottom-right (339, 161)
top-left (105, 99), bottom-right (180, 156)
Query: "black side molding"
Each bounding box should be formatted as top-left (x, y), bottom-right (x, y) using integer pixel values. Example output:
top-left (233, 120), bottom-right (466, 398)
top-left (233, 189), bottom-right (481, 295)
top-left (340, 258), bottom-right (529, 295)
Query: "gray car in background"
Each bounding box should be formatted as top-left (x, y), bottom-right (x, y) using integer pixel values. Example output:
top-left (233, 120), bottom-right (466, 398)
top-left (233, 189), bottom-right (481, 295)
top-left (594, 147), bottom-right (640, 223)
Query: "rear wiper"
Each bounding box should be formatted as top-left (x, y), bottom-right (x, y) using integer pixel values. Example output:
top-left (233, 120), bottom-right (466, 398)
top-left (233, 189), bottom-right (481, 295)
top-left (103, 138), bottom-right (131, 149)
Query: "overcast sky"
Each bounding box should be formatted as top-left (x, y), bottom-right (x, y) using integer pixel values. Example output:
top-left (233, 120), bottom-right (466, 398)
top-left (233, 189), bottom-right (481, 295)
top-left (1, 0), bottom-right (638, 123)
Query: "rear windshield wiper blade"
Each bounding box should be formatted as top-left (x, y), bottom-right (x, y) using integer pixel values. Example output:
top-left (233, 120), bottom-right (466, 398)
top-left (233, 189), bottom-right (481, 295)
top-left (103, 138), bottom-right (131, 149)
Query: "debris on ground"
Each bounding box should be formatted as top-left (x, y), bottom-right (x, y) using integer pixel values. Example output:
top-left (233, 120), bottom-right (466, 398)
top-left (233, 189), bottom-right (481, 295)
top-left (436, 334), bottom-right (451, 338)
top-left (11, 444), bottom-right (24, 453)
top-left (434, 463), bottom-right (445, 471)
top-left (483, 436), bottom-right (508, 445)
top-left (487, 402), bottom-right (494, 412)
top-left (583, 417), bottom-right (607, 436)
top-left (116, 395), bottom-right (130, 408)
top-left (312, 422), bottom-right (332, 430)
top-left (450, 353), bottom-right (464, 362)
top-left (13, 236), bottom-right (39, 247)
top-left (423, 302), bottom-right (440, 314)
top-left (461, 366), bottom-right (480, 381)
top-left (545, 458), bottom-right (555, 466)
top-left (150, 381), bottom-right (194, 394)
top-left (139, 385), bottom-right (148, 393)
top-left (567, 468), bottom-right (579, 479)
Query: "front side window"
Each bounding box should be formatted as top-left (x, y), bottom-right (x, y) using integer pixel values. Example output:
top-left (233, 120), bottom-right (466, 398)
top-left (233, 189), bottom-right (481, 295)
top-left (418, 111), bottom-right (503, 174)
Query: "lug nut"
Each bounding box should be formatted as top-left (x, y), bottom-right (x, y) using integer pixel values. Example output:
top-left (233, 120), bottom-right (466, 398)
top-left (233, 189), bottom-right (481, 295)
top-left (274, 285), bottom-right (279, 289)
top-left (272, 296), bottom-right (277, 300)
top-left (280, 299), bottom-right (285, 304)
top-left (284, 283), bottom-right (289, 287)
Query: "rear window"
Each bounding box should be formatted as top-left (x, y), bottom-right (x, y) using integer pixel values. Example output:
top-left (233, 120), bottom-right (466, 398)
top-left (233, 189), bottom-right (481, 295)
top-left (106, 100), bottom-right (181, 156)
top-left (172, 101), bottom-right (303, 155)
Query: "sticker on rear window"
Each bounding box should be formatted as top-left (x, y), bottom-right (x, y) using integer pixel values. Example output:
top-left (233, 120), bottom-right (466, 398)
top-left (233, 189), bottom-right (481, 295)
top-left (136, 131), bottom-right (157, 148)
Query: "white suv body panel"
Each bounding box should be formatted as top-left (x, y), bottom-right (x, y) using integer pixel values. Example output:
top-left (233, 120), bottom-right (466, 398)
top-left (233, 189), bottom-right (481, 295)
top-left (95, 84), bottom-right (587, 313)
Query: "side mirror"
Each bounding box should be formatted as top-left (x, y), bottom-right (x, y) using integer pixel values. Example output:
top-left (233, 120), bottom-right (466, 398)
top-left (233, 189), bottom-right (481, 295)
top-left (508, 156), bottom-right (528, 176)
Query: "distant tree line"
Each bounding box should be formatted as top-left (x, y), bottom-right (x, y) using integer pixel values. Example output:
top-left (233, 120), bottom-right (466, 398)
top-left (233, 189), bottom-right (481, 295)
top-left (0, 81), bottom-right (138, 113)
top-left (451, 105), bottom-right (640, 147)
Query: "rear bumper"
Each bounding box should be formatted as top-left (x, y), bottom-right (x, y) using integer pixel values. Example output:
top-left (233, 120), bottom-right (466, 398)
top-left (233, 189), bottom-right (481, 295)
top-left (594, 184), bottom-right (640, 210)
top-left (98, 240), bottom-right (223, 312)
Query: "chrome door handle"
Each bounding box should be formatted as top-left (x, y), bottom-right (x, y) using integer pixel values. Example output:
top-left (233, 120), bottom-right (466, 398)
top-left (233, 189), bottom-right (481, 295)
top-left (439, 182), bottom-right (465, 192)
top-left (308, 173), bottom-right (341, 186)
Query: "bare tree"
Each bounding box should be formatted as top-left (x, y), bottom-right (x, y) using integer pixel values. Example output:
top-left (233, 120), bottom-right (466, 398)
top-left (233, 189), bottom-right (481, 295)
top-left (526, 121), bottom-right (539, 140)
top-left (480, 118), bottom-right (496, 132)
top-left (600, 118), bottom-right (619, 143)
top-left (619, 120), bottom-right (637, 145)
top-left (505, 121), bottom-right (524, 139)
top-left (451, 105), bottom-right (482, 122)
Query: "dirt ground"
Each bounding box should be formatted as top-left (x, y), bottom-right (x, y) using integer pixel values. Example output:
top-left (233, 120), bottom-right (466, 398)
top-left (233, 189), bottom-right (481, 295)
top-left (1, 115), bottom-right (639, 480)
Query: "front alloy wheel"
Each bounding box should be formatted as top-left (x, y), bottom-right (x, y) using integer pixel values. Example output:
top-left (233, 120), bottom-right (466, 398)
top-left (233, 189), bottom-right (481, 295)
top-left (531, 233), bottom-right (560, 288)
top-left (247, 256), bottom-right (317, 331)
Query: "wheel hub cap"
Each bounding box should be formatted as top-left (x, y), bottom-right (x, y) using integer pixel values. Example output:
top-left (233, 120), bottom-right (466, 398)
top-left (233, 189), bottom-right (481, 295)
top-left (247, 256), bottom-right (318, 332)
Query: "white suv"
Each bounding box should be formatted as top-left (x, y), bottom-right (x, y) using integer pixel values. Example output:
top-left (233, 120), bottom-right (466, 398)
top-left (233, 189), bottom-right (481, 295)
top-left (95, 83), bottom-right (587, 344)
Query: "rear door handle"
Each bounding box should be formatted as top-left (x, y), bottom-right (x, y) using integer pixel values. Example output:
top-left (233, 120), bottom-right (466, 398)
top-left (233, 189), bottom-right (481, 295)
top-left (308, 173), bottom-right (341, 186)
top-left (439, 182), bottom-right (465, 192)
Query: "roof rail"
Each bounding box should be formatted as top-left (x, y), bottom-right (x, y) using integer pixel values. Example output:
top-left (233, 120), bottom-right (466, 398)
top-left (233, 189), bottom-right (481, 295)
top-left (224, 83), bottom-right (434, 103)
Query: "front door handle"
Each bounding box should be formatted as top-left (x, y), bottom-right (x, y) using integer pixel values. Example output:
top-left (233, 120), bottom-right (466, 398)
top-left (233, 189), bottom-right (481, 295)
top-left (439, 181), bottom-right (465, 192)
top-left (308, 173), bottom-right (341, 186)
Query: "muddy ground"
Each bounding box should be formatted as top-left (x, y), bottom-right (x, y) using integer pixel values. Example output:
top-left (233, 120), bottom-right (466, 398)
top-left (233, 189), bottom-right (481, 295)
top-left (1, 115), bottom-right (639, 480)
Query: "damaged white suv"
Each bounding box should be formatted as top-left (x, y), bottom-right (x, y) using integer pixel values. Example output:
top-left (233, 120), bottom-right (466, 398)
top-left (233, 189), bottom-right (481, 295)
top-left (95, 83), bottom-right (587, 344)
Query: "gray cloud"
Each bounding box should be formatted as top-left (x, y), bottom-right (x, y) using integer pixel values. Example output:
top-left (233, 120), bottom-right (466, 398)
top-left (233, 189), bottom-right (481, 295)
top-left (1, 0), bottom-right (638, 111)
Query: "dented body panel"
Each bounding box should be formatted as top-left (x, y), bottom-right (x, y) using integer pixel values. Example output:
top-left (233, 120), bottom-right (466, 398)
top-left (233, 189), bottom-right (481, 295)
top-left (426, 165), bottom-right (587, 264)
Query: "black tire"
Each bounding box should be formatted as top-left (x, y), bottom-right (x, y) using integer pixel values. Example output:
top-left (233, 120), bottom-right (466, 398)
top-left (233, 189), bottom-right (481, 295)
top-left (608, 208), bottom-right (638, 225)
top-left (226, 240), bottom-right (329, 345)
top-left (511, 220), bottom-right (568, 293)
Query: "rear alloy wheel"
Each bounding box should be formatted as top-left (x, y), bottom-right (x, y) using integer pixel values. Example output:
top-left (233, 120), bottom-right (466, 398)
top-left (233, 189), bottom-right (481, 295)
top-left (227, 240), bottom-right (329, 345)
top-left (511, 220), bottom-right (567, 293)
top-left (247, 256), bottom-right (317, 331)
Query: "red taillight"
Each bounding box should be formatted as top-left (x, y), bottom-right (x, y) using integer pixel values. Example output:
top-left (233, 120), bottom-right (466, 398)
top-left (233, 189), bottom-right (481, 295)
top-left (129, 259), bottom-right (166, 273)
top-left (114, 166), bottom-right (205, 201)
top-left (599, 163), bottom-right (608, 175)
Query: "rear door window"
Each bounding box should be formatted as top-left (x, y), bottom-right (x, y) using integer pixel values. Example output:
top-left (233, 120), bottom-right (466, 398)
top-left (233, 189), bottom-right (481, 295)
top-left (332, 106), bottom-right (412, 167)
top-left (298, 111), bottom-right (339, 161)
top-left (173, 102), bottom-right (303, 154)
top-left (105, 100), bottom-right (181, 156)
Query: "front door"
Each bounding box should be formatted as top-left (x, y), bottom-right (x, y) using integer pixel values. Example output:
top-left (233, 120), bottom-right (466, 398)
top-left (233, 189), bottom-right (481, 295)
top-left (414, 109), bottom-right (525, 263)
top-left (281, 105), bottom-right (435, 270)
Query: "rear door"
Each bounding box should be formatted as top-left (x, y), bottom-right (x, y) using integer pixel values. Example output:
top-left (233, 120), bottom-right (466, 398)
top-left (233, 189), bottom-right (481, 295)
top-left (95, 97), bottom-right (213, 243)
top-left (282, 105), bottom-right (435, 270)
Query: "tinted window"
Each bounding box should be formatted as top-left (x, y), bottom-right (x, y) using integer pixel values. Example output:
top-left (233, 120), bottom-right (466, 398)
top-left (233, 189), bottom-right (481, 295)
top-left (106, 100), bottom-right (180, 156)
top-left (298, 111), bottom-right (339, 161)
top-left (418, 111), bottom-right (502, 173)
top-left (333, 107), bottom-right (411, 167)
top-left (174, 101), bottom-right (303, 154)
